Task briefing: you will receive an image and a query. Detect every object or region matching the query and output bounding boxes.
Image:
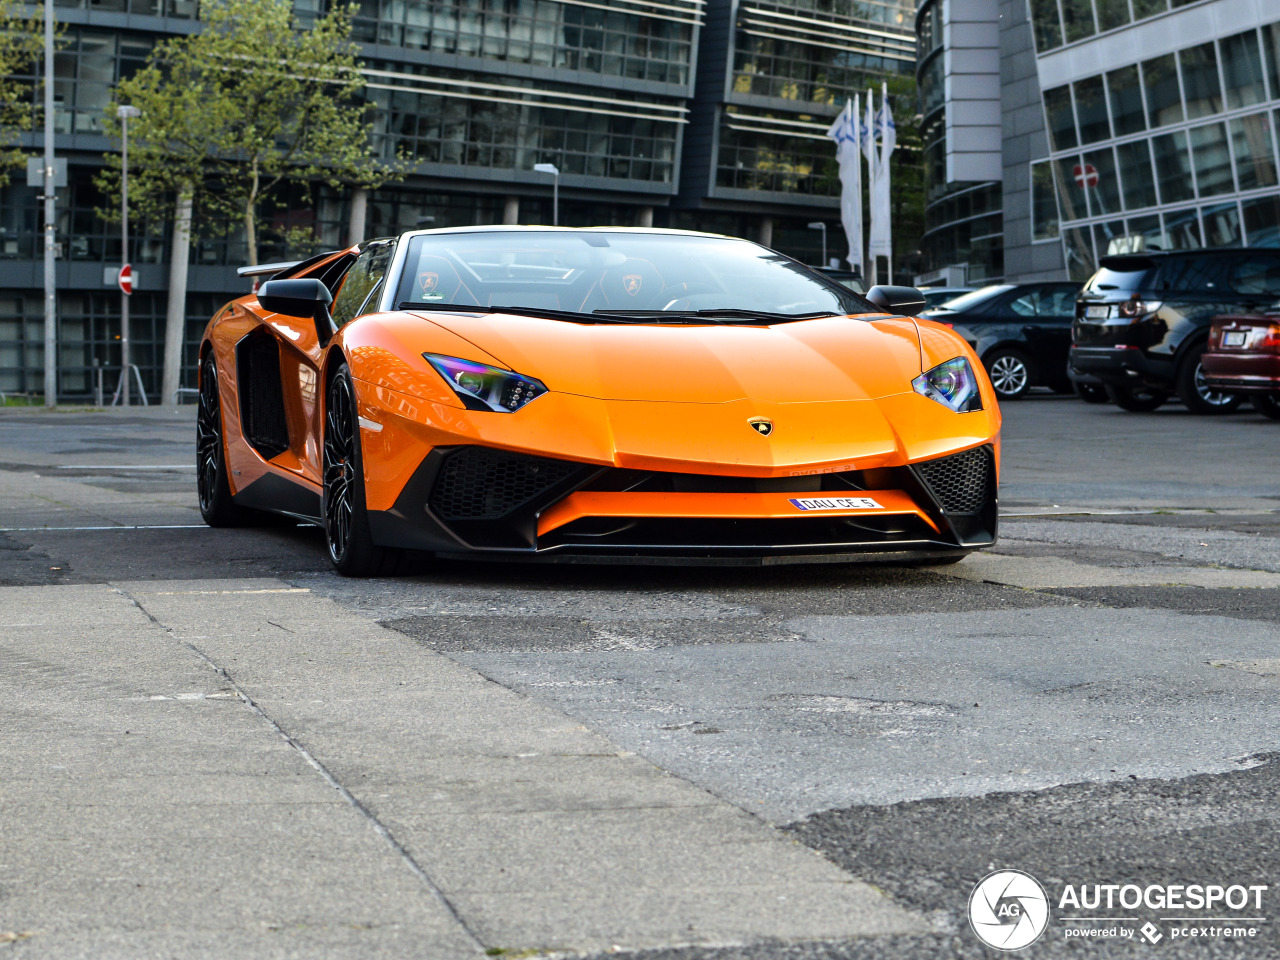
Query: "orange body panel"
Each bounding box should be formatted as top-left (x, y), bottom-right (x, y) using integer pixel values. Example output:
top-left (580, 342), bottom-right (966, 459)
top-left (536, 489), bottom-right (938, 537)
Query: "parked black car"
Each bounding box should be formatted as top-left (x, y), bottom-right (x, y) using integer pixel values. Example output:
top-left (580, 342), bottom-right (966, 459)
top-left (924, 282), bottom-right (1081, 400)
top-left (1071, 249), bottom-right (1280, 414)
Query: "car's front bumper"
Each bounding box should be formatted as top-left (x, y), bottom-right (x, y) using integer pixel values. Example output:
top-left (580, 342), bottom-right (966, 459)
top-left (365, 444), bottom-right (998, 565)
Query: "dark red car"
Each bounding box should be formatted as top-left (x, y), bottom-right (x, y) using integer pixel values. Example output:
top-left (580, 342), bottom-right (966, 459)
top-left (1202, 310), bottom-right (1280, 420)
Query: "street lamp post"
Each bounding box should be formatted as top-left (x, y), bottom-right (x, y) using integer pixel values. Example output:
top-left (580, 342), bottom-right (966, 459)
top-left (533, 163), bottom-right (559, 227)
top-left (42, 0), bottom-right (55, 408)
top-left (808, 221), bottom-right (827, 267)
top-left (117, 104), bottom-right (140, 406)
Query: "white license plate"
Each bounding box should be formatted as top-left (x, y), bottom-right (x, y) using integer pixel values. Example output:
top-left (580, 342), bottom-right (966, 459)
top-left (1085, 305), bottom-right (1111, 320)
top-left (1224, 331), bottom-right (1248, 346)
top-left (789, 496), bottom-right (884, 512)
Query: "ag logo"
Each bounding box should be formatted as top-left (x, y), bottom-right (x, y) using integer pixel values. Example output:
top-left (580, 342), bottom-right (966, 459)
top-left (748, 417), bottom-right (773, 436)
top-left (968, 870), bottom-right (1050, 951)
top-left (623, 274), bottom-right (643, 295)
top-left (418, 271), bottom-right (440, 297)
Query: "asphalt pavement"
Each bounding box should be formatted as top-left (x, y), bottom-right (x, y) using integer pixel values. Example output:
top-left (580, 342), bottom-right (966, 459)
top-left (1, 395), bottom-right (1278, 958)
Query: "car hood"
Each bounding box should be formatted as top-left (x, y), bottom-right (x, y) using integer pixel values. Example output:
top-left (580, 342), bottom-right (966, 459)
top-left (408, 311), bottom-right (924, 403)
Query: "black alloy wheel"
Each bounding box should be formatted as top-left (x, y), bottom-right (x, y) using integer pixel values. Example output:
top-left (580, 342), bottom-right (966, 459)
top-left (323, 364), bottom-right (402, 576)
top-left (984, 348), bottom-right (1035, 400)
top-left (1074, 381), bottom-right (1109, 404)
top-left (1176, 344), bottom-right (1242, 415)
top-left (1104, 383), bottom-right (1169, 412)
top-left (1253, 392), bottom-right (1280, 421)
top-left (196, 353), bottom-right (256, 526)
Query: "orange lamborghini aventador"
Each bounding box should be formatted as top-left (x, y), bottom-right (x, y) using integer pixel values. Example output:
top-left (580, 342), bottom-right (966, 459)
top-left (197, 227), bottom-right (1001, 575)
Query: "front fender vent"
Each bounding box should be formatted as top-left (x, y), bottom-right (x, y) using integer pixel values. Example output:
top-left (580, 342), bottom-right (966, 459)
top-left (915, 445), bottom-right (992, 515)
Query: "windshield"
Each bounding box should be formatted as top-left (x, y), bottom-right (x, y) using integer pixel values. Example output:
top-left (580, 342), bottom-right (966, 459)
top-left (927, 285), bottom-right (1014, 312)
top-left (394, 231), bottom-right (874, 321)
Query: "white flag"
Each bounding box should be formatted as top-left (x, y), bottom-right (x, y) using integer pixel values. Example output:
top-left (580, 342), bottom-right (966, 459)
top-left (825, 97), bottom-right (863, 273)
top-left (868, 83), bottom-right (896, 262)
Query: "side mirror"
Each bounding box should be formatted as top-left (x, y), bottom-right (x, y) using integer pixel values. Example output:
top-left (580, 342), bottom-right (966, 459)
top-left (258, 278), bottom-right (336, 343)
top-left (866, 285), bottom-right (928, 317)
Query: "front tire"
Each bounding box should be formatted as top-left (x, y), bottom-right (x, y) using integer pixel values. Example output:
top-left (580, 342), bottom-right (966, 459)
top-left (1105, 383), bottom-right (1168, 412)
top-left (323, 364), bottom-right (403, 577)
top-left (1176, 344), bottom-right (1242, 415)
top-left (197, 352), bottom-right (261, 527)
top-left (1253, 392), bottom-right (1280, 420)
top-left (984, 348), bottom-right (1035, 400)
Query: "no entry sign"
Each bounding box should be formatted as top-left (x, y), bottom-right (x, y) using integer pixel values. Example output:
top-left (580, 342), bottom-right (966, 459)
top-left (118, 263), bottom-right (133, 296)
top-left (1073, 164), bottom-right (1099, 189)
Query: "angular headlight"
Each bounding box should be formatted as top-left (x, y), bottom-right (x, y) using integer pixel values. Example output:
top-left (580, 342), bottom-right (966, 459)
top-left (425, 354), bottom-right (547, 412)
top-left (912, 357), bottom-right (982, 413)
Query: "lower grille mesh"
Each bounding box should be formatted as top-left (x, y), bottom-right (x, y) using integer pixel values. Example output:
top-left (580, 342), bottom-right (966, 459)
top-left (916, 446), bottom-right (991, 515)
top-left (430, 447), bottom-right (585, 520)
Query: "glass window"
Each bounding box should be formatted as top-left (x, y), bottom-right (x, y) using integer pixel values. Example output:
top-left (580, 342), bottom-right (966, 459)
top-left (1231, 114), bottom-right (1278, 191)
top-left (1074, 76), bottom-right (1110, 144)
top-left (1201, 203), bottom-right (1242, 248)
top-left (1093, 221), bottom-right (1127, 257)
top-left (1131, 0), bottom-right (1167, 18)
top-left (1031, 160), bottom-right (1060, 241)
top-left (1106, 65), bottom-right (1145, 136)
top-left (395, 231), bottom-right (875, 317)
top-left (1242, 194), bottom-right (1280, 247)
top-left (1263, 22), bottom-right (1280, 100)
top-left (1030, 0), bottom-right (1063, 52)
top-left (1228, 254), bottom-right (1280, 296)
top-left (1180, 43), bottom-right (1222, 120)
top-left (1221, 29), bottom-right (1267, 110)
top-left (1161, 208), bottom-right (1202, 250)
top-left (1053, 156), bottom-right (1089, 221)
top-left (1142, 54), bottom-right (1183, 128)
top-left (1060, 0), bottom-right (1095, 43)
top-left (1084, 147), bottom-right (1122, 216)
top-left (1043, 85), bottom-right (1077, 152)
top-left (1116, 140), bottom-right (1157, 210)
top-left (1062, 227), bottom-right (1096, 282)
top-left (1189, 123), bottom-right (1234, 197)
top-left (1095, 0), bottom-right (1130, 31)
top-left (1152, 131), bottom-right (1195, 203)
top-left (331, 240), bottom-right (396, 325)
top-left (1127, 214), bottom-right (1165, 251)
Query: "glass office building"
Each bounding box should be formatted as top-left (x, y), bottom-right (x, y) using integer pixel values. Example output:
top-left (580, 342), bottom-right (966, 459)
top-left (1029, 3), bottom-right (1280, 279)
top-left (915, 0), bottom-right (1004, 284)
top-left (2, 0), bottom-right (916, 400)
top-left (2, 0), bottom-right (700, 399)
top-left (677, 0), bottom-right (915, 259)
top-left (920, 0), bottom-right (1280, 286)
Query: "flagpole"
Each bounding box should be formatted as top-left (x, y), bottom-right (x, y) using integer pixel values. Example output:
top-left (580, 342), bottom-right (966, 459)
top-left (883, 82), bottom-right (892, 285)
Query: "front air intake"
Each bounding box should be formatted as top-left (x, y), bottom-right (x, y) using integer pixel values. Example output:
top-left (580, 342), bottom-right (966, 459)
top-left (915, 446), bottom-right (992, 515)
top-left (429, 447), bottom-right (587, 520)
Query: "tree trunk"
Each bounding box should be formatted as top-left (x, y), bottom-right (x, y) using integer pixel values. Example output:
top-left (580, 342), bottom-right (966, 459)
top-left (347, 186), bottom-right (367, 246)
top-left (162, 188), bottom-right (193, 408)
top-left (245, 158), bottom-right (259, 266)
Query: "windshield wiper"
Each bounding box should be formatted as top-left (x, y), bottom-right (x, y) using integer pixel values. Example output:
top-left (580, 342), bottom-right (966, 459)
top-left (593, 308), bottom-right (841, 323)
top-left (397, 302), bottom-right (644, 324)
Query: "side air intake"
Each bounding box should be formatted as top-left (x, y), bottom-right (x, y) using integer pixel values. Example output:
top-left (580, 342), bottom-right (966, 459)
top-left (915, 446), bottom-right (992, 515)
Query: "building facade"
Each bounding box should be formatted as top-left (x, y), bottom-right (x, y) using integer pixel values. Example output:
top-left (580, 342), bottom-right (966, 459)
top-left (918, 0), bottom-right (1280, 288)
top-left (3, 0), bottom-right (914, 402)
top-left (1022, 0), bottom-right (1280, 280)
top-left (914, 0), bottom-right (1004, 285)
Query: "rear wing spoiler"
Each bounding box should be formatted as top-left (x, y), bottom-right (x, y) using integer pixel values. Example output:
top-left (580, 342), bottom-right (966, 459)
top-left (236, 260), bottom-right (302, 278)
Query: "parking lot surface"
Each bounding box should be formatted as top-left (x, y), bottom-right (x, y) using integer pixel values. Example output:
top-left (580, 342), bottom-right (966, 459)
top-left (1, 397), bottom-right (1278, 958)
